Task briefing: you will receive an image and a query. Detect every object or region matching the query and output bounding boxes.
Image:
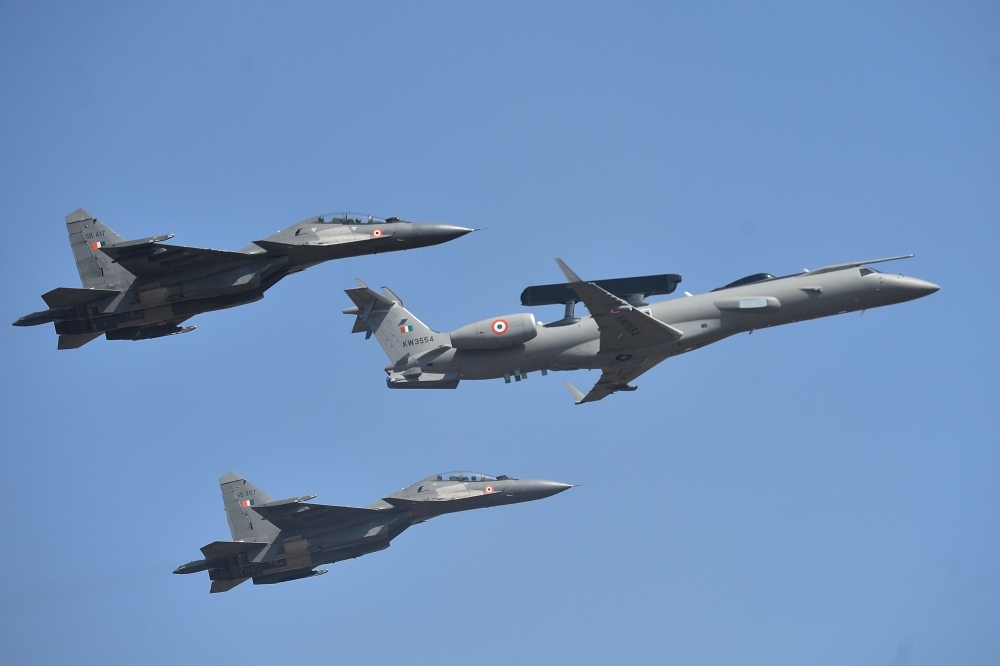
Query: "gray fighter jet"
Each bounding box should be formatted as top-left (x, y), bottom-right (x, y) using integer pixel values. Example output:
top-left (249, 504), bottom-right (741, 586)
top-left (14, 209), bottom-right (472, 348)
top-left (345, 255), bottom-right (938, 403)
top-left (175, 471), bottom-right (571, 592)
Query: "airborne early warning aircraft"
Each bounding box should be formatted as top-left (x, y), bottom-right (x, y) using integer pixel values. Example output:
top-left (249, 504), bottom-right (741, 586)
top-left (14, 209), bottom-right (472, 348)
top-left (344, 256), bottom-right (938, 403)
top-left (174, 471), bottom-right (572, 592)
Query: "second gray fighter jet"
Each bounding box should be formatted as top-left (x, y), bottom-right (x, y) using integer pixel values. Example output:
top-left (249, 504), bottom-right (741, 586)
top-left (14, 209), bottom-right (472, 348)
top-left (174, 470), bottom-right (571, 592)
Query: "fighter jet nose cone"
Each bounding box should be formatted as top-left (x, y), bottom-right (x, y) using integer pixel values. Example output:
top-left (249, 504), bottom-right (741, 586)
top-left (533, 480), bottom-right (574, 498)
top-left (438, 224), bottom-right (474, 240)
top-left (413, 223), bottom-right (474, 244)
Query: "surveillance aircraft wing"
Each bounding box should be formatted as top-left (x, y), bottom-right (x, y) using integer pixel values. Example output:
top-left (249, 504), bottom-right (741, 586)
top-left (555, 259), bottom-right (682, 352)
top-left (565, 355), bottom-right (666, 404)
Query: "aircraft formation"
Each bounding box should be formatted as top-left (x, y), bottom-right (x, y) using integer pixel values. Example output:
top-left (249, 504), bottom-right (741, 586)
top-left (14, 208), bottom-right (939, 591)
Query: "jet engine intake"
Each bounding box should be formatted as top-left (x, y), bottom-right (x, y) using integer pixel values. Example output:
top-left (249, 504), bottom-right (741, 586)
top-left (450, 313), bottom-right (537, 350)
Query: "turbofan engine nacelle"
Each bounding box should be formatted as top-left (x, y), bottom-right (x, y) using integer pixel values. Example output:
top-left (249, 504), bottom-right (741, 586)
top-left (450, 313), bottom-right (537, 350)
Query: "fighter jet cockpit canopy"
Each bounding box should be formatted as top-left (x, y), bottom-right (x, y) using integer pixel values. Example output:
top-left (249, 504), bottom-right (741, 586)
top-left (436, 472), bottom-right (507, 482)
top-left (306, 212), bottom-right (405, 225)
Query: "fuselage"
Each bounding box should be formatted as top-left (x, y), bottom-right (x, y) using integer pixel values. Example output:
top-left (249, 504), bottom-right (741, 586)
top-left (16, 212), bottom-right (471, 344)
top-left (176, 474), bottom-right (569, 587)
top-left (394, 265), bottom-right (938, 383)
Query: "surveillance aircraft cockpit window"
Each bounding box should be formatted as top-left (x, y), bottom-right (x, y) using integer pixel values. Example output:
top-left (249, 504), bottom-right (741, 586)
top-left (437, 472), bottom-right (498, 482)
top-left (859, 267), bottom-right (878, 276)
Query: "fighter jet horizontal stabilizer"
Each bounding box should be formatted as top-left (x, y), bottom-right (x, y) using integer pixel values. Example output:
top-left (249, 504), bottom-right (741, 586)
top-left (41, 287), bottom-right (120, 308)
top-left (200, 540), bottom-right (266, 560)
top-left (108, 233), bottom-right (174, 248)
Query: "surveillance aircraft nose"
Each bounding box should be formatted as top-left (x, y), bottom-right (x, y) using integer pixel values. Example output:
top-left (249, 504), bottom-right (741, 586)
top-left (901, 276), bottom-right (940, 298)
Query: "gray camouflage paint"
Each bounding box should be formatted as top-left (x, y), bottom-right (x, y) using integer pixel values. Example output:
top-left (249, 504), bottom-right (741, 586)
top-left (345, 256), bottom-right (938, 403)
top-left (174, 471), bottom-right (571, 593)
top-left (14, 209), bottom-right (472, 348)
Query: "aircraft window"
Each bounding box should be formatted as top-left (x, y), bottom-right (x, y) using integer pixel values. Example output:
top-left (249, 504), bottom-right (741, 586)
top-left (859, 267), bottom-right (877, 276)
top-left (436, 472), bottom-right (497, 482)
top-left (316, 212), bottom-right (388, 225)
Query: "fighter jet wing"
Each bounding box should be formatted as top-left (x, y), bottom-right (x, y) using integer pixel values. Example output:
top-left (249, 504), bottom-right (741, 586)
top-left (565, 356), bottom-right (666, 404)
top-left (556, 259), bottom-right (682, 352)
top-left (99, 243), bottom-right (254, 279)
top-left (249, 502), bottom-right (384, 530)
top-left (200, 540), bottom-right (267, 560)
top-left (42, 287), bottom-right (121, 308)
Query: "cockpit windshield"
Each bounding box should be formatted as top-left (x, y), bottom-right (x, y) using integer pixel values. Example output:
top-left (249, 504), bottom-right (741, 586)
top-left (308, 212), bottom-right (404, 225)
top-left (437, 472), bottom-right (498, 482)
top-left (859, 267), bottom-right (879, 276)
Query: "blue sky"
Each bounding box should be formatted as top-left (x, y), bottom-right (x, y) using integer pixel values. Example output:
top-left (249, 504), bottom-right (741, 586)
top-left (1, 2), bottom-right (997, 664)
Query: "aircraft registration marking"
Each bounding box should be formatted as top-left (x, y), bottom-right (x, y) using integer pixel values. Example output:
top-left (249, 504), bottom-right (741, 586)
top-left (401, 335), bottom-right (434, 348)
top-left (616, 315), bottom-right (642, 336)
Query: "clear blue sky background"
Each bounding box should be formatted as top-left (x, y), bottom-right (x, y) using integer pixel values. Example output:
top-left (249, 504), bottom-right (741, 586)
top-left (1, 3), bottom-right (997, 664)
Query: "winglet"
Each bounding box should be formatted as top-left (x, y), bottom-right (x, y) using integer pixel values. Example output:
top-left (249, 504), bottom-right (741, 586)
top-left (565, 381), bottom-right (585, 405)
top-left (555, 258), bottom-right (583, 283)
top-left (382, 286), bottom-right (403, 306)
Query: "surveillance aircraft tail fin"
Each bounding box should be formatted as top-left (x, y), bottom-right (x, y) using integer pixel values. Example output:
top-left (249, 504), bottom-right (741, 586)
top-left (343, 280), bottom-right (450, 364)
